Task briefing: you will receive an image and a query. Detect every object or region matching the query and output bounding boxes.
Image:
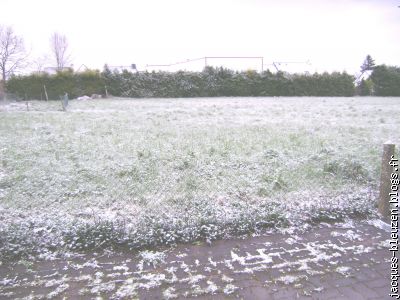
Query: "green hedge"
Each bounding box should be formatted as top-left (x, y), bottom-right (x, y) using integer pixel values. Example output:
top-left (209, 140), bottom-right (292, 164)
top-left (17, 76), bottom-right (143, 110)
top-left (6, 66), bottom-right (358, 99)
top-left (6, 69), bottom-right (105, 100)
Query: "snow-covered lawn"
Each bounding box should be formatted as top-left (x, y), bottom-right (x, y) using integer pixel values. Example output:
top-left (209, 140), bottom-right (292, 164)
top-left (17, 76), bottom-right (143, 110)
top-left (0, 97), bottom-right (399, 259)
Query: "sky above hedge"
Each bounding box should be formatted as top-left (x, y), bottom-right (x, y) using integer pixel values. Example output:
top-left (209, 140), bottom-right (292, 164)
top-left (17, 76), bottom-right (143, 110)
top-left (1, 0), bottom-right (399, 74)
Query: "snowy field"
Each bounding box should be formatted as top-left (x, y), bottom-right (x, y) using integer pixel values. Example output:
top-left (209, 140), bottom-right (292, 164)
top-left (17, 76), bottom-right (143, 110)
top-left (0, 97), bottom-right (399, 260)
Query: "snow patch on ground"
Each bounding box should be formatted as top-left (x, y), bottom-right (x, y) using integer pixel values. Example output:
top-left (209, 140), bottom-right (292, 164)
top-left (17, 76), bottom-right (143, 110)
top-left (276, 275), bottom-right (306, 285)
top-left (163, 287), bottom-right (178, 299)
top-left (368, 219), bottom-right (391, 232)
top-left (336, 266), bottom-right (352, 276)
top-left (137, 250), bottom-right (166, 271)
top-left (331, 230), bottom-right (362, 241)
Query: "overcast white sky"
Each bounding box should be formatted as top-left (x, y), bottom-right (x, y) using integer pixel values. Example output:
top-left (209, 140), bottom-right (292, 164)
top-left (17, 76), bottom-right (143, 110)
top-left (1, 0), bottom-right (399, 74)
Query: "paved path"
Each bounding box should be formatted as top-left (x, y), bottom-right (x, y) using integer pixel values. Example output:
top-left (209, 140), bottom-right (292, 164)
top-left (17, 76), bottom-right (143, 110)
top-left (0, 220), bottom-right (392, 299)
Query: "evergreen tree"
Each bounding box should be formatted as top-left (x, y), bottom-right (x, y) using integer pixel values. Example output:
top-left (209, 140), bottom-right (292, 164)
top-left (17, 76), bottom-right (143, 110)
top-left (370, 65), bottom-right (400, 96)
top-left (358, 79), bottom-right (373, 96)
top-left (360, 55), bottom-right (375, 73)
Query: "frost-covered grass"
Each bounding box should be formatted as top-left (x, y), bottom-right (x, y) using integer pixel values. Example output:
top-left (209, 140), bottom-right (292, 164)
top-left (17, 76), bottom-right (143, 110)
top-left (0, 97), bottom-right (399, 260)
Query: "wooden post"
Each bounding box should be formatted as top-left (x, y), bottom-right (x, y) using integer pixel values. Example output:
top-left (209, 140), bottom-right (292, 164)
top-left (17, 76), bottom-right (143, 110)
top-left (379, 142), bottom-right (395, 220)
top-left (61, 92), bottom-right (69, 111)
top-left (43, 85), bottom-right (49, 101)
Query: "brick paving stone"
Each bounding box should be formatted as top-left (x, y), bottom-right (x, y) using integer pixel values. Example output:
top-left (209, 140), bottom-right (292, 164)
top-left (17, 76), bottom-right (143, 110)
top-left (352, 283), bottom-right (381, 298)
top-left (338, 286), bottom-right (371, 300)
top-left (0, 220), bottom-right (392, 299)
top-left (238, 285), bottom-right (275, 300)
top-left (305, 275), bottom-right (325, 288)
top-left (253, 270), bottom-right (273, 283)
top-left (270, 287), bottom-right (300, 300)
top-left (229, 275), bottom-right (261, 288)
top-left (376, 264), bottom-right (391, 274)
top-left (376, 269), bottom-right (391, 279)
top-left (354, 269), bottom-right (385, 281)
top-left (373, 286), bottom-right (392, 298)
top-left (332, 276), bottom-right (358, 288)
top-left (317, 287), bottom-right (342, 300)
top-left (187, 294), bottom-right (232, 300)
top-left (363, 278), bottom-right (390, 289)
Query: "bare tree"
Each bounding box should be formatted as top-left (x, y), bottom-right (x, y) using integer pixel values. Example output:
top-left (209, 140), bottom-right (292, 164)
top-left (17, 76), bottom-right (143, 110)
top-left (32, 54), bottom-right (50, 73)
top-left (0, 25), bottom-right (27, 82)
top-left (50, 32), bottom-right (71, 71)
